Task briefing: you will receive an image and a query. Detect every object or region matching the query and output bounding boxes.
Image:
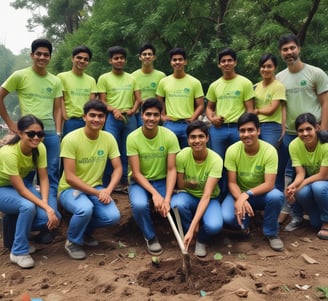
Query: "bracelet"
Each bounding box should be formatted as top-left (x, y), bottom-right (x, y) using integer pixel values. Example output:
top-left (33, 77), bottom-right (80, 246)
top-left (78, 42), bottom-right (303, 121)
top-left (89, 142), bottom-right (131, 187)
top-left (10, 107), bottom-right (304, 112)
top-left (246, 190), bottom-right (254, 197)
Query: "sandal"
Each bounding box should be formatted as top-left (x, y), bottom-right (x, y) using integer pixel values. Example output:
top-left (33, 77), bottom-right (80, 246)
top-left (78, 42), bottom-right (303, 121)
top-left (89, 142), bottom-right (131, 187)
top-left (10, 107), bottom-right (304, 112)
top-left (317, 228), bottom-right (328, 240)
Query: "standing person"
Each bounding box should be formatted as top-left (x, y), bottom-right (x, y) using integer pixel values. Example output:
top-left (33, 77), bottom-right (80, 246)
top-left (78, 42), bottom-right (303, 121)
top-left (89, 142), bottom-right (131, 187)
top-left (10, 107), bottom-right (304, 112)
top-left (0, 115), bottom-right (60, 268)
top-left (98, 46), bottom-right (141, 191)
top-left (132, 43), bottom-right (166, 127)
top-left (254, 53), bottom-right (286, 148)
top-left (285, 113), bottom-right (328, 239)
top-left (127, 98), bottom-right (180, 255)
top-left (58, 45), bottom-right (97, 137)
top-left (0, 39), bottom-right (62, 200)
top-left (171, 120), bottom-right (223, 257)
top-left (156, 47), bottom-right (204, 148)
top-left (221, 113), bottom-right (285, 252)
top-left (276, 33), bottom-right (328, 229)
top-left (59, 100), bottom-right (122, 260)
top-left (205, 48), bottom-right (254, 197)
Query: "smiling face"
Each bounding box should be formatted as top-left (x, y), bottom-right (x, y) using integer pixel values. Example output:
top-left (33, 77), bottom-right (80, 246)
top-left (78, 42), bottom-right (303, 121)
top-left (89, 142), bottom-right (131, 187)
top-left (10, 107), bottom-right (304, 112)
top-left (30, 46), bottom-right (51, 70)
top-left (187, 128), bottom-right (209, 152)
top-left (142, 106), bottom-right (161, 131)
top-left (170, 54), bottom-right (186, 73)
top-left (72, 52), bottom-right (90, 72)
top-left (260, 59), bottom-right (276, 81)
top-left (218, 55), bottom-right (237, 75)
top-left (83, 109), bottom-right (106, 132)
top-left (19, 123), bottom-right (44, 150)
top-left (109, 53), bottom-right (126, 72)
top-left (139, 48), bottom-right (156, 67)
top-left (280, 41), bottom-right (300, 66)
top-left (239, 121), bottom-right (260, 148)
top-left (296, 121), bottom-right (319, 148)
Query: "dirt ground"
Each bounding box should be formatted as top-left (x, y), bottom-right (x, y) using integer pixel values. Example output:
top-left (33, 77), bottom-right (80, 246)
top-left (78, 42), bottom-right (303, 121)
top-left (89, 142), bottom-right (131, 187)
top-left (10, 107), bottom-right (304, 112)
top-left (1, 192), bottom-right (328, 301)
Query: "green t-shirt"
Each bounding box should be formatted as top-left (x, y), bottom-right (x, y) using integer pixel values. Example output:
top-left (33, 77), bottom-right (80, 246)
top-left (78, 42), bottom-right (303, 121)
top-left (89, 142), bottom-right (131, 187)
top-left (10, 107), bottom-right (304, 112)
top-left (2, 67), bottom-right (63, 131)
top-left (58, 128), bottom-right (120, 193)
top-left (0, 142), bottom-right (47, 186)
top-left (156, 74), bottom-right (204, 120)
top-left (289, 137), bottom-right (328, 177)
top-left (132, 69), bottom-right (165, 101)
top-left (276, 64), bottom-right (328, 134)
top-left (206, 75), bottom-right (254, 123)
top-left (97, 71), bottom-right (140, 110)
top-left (254, 79), bottom-right (286, 124)
top-left (224, 140), bottom-right (278, 191)
top-left (176, 147), bottom-right (223, 198)
top-left (57, 70), bottom-right (97, 118)
top-left (126, 126), bottom-right (180, 180)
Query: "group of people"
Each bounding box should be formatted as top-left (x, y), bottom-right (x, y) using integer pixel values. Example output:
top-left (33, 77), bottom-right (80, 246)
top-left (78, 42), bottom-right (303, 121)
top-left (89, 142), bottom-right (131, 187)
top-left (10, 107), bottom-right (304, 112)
top-left (0, 33), bottom-right (328, 269)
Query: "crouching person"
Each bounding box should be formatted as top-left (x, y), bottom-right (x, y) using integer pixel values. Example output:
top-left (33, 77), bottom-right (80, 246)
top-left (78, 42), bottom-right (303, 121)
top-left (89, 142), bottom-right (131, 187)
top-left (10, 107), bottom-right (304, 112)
top-left (171, 120), bottom-right (224, 257)
top-left (221, 113), bottom-right (285, 252)
top-left (58, 100), bottom-right (122, 260)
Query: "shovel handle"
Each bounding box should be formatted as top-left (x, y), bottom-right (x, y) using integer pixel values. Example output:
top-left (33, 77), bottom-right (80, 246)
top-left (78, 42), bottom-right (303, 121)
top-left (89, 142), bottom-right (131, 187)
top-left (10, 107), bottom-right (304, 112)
top-left (167, 212), bottom-right (188, 255)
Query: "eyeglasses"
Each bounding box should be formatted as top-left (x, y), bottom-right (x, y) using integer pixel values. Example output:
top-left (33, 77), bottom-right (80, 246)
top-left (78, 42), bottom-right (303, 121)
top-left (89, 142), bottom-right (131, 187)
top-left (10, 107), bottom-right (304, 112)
top-left (75, 55), bottom-right (89, 62)
top-left (24, 131), bottom-right (45, 138)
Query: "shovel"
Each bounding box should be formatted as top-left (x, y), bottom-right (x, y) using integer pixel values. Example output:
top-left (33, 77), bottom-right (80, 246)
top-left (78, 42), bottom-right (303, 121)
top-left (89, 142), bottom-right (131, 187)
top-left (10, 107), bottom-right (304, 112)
top-left (167, 211), bottom-right (191, 284)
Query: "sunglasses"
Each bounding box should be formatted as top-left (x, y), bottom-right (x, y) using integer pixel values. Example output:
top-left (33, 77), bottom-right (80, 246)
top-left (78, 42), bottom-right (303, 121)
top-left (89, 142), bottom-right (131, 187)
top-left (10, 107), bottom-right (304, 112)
top-left (24, 131), bottom-right (45, 138)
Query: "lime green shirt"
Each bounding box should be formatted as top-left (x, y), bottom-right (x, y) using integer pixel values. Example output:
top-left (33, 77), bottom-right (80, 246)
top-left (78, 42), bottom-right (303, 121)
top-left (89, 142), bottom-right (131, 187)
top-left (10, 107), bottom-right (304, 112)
top-left (132, 69), bottom-right (165, 101)
top-left (156, 74), bottom-right (204, 120)
top-left (289, 137), bottom-right (328, 177)
top-left (97, 71), bottom-right (140, 110)
top-left (254, 79), bottom-right (286, 124)
top-left (206, 75), bottom-right (254, 123)
top-left (127, 126), bottom-right (180, 180)
top-left (176, 147), bottom-right (223, 198)
top-left (58, 128), bottom-right (120, 193)
top-left (57, 70), bottom-right (97, 118)
top-left (224, 140), bottom-right (278, 191)
top-left (0, 142), bottom-right (47, 186)
top-left (2, 67), bottom-right (63, 131)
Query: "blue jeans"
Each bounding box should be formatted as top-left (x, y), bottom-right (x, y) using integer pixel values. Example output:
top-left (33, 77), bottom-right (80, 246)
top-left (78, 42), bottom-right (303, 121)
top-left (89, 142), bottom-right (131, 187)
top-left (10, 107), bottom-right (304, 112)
top-left (221, 189), bottom-right (284, 236)
top-left (259, 122), bottom-right (282, 149)
top-left (170, 192), bottom-right (223, 243)
top-left (0, 184), bottom-right (62, 255)
top-left (163, 120), bottom-right (188, 148)
top-left (103, 113), bottom-right (137, 185)
top-left (128, 179), bottom-right (166, 240)
top-left (63, 118), bottom-right (85, 137)
top-left (59, 186), bottom-right (120, 245)
top-left (295, 181), bottom-right (328, 229)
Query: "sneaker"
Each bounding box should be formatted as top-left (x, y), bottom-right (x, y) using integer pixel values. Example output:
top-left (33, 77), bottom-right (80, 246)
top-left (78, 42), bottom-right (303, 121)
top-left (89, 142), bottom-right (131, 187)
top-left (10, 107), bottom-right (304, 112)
top-left (284, 217), bottom-right (303, 232)
top-left (10, 253), bottom-right (35, 268)
top-left (65, 240), bottom-right (86, 260)
top-left (84, 235), bottom-right (99, 247)
top-left (266, 235), bottom-right (284, 252)
top-left (145, 236), bottom-right (163, 255)
top-left (194, 240), bottom-right (207, 257)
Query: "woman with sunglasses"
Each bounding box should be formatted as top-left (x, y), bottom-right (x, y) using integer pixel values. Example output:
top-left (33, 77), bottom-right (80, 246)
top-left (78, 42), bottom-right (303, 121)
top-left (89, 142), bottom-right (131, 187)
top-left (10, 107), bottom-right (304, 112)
top-left (0, 115), bottom-right (60, 268)
top-left (285, 113), bottom-right (328, 239)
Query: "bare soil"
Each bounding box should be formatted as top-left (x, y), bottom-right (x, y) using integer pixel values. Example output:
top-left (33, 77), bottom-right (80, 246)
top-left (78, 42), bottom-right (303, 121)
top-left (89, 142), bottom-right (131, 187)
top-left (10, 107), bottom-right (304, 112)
top-left (1, 193), bottom-right (328, 301)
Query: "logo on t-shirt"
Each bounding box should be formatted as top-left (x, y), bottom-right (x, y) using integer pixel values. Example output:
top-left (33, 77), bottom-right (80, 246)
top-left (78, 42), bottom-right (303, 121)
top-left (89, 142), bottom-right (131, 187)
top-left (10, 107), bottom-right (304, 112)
top-left (300, 80), bottom-right (307, 87)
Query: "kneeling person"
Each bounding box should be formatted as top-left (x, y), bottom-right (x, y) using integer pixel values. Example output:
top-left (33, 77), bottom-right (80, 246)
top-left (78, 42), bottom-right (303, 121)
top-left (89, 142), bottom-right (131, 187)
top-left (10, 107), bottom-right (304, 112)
top-left (59, 100), bottom-right (122, 260)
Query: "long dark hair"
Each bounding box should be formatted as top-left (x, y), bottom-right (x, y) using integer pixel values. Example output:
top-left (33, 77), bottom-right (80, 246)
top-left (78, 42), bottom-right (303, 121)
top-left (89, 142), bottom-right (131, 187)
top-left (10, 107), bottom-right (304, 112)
top-left (295, 113), bottom-right (328, 143)
top-left (8, 115), bottom-right (44, 166)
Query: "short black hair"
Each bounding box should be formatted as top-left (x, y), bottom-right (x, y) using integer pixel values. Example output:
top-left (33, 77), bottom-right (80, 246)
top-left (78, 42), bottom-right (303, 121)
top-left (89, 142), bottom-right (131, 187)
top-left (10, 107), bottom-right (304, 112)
top-left (31, 38), bottom-right (52, 54)
top-left (141, 98), bottom-right (163, 114)
top-left (278, 33), bottom-right (300, 50)
top-left (237, 112), bottom-right (260, 130)
top-left (139, 43), bottom-right (156, 55)
top-left (259, 53), bottom-right (277, 68)
top-left (83, 99), bottom-right (107, 115)
top-left (218, 48), bottom-right (236, 62)
top-left (169, 48), bottom-right (186, 59)
top-left (186, 120), bottom-right (209, 137)
top-left (108, 46), bottom-right (126, 59)
top-left (72, 45), bottom-right (92, 60)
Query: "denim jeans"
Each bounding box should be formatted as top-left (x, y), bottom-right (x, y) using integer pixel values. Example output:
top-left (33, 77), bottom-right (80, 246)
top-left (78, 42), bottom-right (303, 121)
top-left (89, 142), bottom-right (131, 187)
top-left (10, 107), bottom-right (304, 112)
top-left (163, 120), bottom-right (188, 149)
top-left (259, 122), bottom-right (282, 149)
top-left (128, 179), bottom-right (166, 240)
top-left (170, 192), bottom-right (223, 243)
top-left (62, 118), bottom-right (85, 137)
top-left (103, 113), bottom-right (137, 185)
top-left (59, 186), bottom-right (120, 245)
top-left (295, 181), bottom-right (328, 229)
top-left (221, 189), bottom-right (284, 236)
top-left (0, 183), bottom-right (62, 255)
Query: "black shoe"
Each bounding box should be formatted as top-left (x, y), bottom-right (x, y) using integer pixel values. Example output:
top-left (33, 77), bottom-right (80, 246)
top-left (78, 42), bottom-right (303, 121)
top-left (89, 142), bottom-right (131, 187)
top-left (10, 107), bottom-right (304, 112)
top-left (34, 228), bottom-right (55, 244)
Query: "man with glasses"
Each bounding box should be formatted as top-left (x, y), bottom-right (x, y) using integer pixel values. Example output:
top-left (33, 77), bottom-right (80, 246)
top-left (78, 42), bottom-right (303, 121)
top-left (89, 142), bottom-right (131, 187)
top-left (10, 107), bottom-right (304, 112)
top-left (127, 98), bottom-right (180, 255)
top-left (58, 45), bottom-right (97, 137)
top-left (132, 43), bottom-right (165, 127)
top-left (221, 112), bottom-right (285, 252)
top-left (0, 39), bottom-right (62, 244)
